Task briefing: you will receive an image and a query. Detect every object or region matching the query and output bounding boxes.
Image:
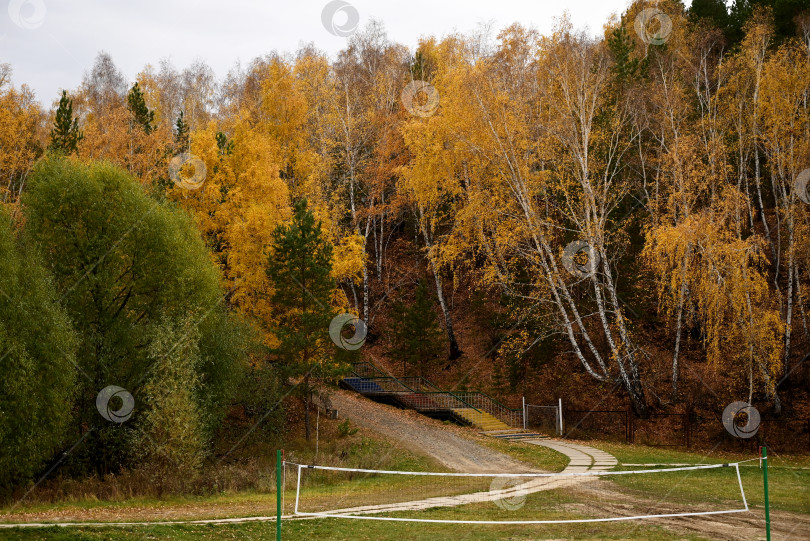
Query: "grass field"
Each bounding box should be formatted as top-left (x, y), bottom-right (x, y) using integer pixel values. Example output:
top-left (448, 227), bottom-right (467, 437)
top-left (0, 520), bottom-right (711, 540)
top-left (598, 441), bottom-right (810, 515)
top-left (0, 431), bottom-right (807, 540)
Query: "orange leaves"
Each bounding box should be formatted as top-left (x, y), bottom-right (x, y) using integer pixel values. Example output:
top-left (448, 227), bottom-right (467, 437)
top-left (0, 66), bottom-right (44, 208)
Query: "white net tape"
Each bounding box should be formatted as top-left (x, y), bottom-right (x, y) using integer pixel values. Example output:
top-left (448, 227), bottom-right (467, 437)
top-left (290, 461), bottom-right (751, 524)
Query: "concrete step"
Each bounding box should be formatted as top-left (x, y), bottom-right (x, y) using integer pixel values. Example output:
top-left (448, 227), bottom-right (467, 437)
top-left (491, 432), bottom-right (546, 440)
top-left (452, 408), bottom-right (512, 431)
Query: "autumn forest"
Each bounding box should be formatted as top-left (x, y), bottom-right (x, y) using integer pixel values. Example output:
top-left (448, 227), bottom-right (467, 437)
top-left (1, 0), bottom-right (810, 502)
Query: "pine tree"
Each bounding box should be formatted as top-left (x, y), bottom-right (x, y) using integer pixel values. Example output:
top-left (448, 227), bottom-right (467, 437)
top-left (216, 131), bottom-right (234, 156)
top-left (266, 198), bottom-right (335, 441)
top-left (126, 82), bottom-right (154, 134)
top-left (607, 24), bottom-right (641, 85)
top-left (689, 0), bottom-right (731, 28)
top-left (48, 90), bottom-right (83, 155)
top-left (389, 279), bottom-right (445, 378)
top-left (175, 111), bottom-right (190, 152)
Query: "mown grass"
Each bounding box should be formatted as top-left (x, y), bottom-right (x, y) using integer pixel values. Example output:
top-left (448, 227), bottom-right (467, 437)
top-left (597, 441), bottom-right (810, 467)
top-left (594, 441), bottom-right (810, 515)
top-left (0, 516), bottom-right (709, 540)
top-left (475, 436), bottom-right (570, 472)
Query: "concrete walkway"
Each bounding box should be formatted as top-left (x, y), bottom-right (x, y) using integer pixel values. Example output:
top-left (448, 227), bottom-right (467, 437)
top-left (526, 439), bottom-right (618, 472)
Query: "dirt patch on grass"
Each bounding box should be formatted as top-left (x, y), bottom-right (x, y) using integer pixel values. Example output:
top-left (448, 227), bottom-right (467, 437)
top-left (572, 482), bottom-right (810, 541)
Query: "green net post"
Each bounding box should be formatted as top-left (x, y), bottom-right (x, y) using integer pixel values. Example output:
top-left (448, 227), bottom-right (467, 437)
top-left (277, 449), bottom-right (283, 541)
top-left (761, 445), bottom-right (771, 541)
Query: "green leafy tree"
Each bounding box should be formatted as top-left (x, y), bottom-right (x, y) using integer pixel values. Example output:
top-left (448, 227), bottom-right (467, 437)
top-left (389, 279), bottom-right (445, 378)
top-left (126, 82), bottom-right (154, 134)
top-left (48, 90), bottom-right (83, 155)
top-left (266, 198), bottom-right (336, 441)
top-left (0, 209), bottom-right (77, 495)
top-left (22, 158), bottom-right (246, 475)
top-left (132, 316), bottom-right (205, 493)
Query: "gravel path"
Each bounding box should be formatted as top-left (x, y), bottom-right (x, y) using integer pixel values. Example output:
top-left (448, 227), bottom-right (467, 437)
top-left (329, 390), bottom-right (531, 473)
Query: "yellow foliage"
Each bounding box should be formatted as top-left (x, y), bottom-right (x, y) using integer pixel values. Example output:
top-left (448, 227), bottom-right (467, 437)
top-left (643, 205), bottom-right (783, 392)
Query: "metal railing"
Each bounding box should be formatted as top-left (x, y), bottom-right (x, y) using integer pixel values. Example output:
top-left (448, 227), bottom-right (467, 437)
top-left (357, 377), bottom-right (413, 394)
top-left (451, 392), bottom-right (524, 427)
top-left (398, 377), bottom-right (442, 393)
top-left (345, 361), bottom-right (518, 426)
top-left (418, 392), bottom-right (480, 413)
top-left (393, 391), bottom-right (480, 413)
top-left (351, 362), bottom-right (386, 378)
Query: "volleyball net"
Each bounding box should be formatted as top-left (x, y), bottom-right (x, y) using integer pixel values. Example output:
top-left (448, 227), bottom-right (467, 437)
top-left (288, 461), bottom-right (752, 524)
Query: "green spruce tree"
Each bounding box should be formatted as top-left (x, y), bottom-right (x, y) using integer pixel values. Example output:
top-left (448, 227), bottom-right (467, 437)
top-left (389, 279), bottom-right (445, 378)
top-left (48, 90), bottom-right (83, 155)
top-left (689, 0), bottom-right (731, 29)
top-left (607, 24), bottom-right (641, 86)
top-left (216, 131), bottom-right (234, 156)
top-left (175, 110), bottom-right (190, 152)
top-left (266, 198), bottom-right (336, 440)
top-left (126, 82), bottom-right (154, 134)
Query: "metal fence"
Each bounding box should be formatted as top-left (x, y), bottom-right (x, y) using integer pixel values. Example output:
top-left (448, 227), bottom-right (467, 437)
top-left (561, 402), bottom-right (808, 451)
top-left (525, 403), bottom-right (562, 435)
top-left (565, 409), bottom-right (632, 443)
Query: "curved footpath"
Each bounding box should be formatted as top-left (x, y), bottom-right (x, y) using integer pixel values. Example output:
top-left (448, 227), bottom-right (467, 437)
top-left (289, 439), bottom-right (615, 518)
top-left (285, 395), bottom-right (618, 518)
top-left (527, 440), bottom-right (618, 472)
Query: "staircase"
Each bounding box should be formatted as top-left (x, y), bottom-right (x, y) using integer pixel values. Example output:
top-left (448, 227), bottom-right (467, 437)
top-left (341, 377), bottom-right (385, 394)
top-left (452, 408), bottom-right (512, 431)
top-left (340, 361), bottom-right (526, 432)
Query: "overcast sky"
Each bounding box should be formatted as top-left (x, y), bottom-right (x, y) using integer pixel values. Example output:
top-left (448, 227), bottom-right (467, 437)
top-left (0, 0), bottom-right (693, 107)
